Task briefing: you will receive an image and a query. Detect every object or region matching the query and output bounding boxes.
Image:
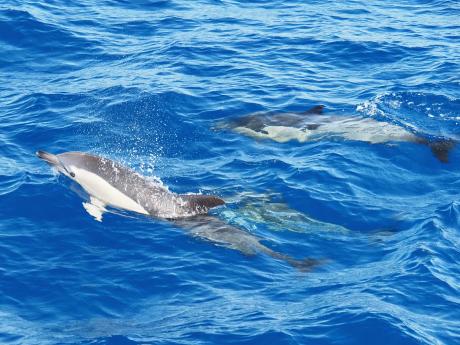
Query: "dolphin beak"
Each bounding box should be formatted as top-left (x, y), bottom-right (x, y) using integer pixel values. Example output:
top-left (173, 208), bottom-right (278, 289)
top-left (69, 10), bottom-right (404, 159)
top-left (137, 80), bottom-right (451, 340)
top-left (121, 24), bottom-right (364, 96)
top-left (36, 150), bottom-right (60, 166)
top-left (37, 150), bottom-right (75, 178)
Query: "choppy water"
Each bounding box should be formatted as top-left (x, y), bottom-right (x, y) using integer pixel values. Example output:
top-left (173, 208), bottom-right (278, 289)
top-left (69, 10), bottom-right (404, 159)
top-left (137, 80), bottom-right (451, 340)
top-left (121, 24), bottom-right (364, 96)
top-left (1, 1), bottom-right (460, 344)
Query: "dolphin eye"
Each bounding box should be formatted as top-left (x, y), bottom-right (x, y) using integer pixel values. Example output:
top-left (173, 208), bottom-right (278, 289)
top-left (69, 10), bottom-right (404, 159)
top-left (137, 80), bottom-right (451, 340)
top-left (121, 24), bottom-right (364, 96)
top-left (70, 172), bottom-right (75, 178)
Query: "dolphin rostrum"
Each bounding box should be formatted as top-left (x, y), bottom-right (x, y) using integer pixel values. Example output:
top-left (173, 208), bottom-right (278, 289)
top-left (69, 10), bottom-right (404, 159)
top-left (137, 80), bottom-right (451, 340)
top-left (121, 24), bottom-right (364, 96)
top-left (37, 150), bottom-right (320, 271)
top-left (223, 105), bottom-right (455, 163)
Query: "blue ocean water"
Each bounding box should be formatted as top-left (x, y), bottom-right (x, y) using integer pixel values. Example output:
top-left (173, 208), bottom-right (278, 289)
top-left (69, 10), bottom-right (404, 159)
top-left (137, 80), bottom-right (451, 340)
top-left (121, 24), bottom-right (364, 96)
top-left (1, 0), bottom-right (460, 344)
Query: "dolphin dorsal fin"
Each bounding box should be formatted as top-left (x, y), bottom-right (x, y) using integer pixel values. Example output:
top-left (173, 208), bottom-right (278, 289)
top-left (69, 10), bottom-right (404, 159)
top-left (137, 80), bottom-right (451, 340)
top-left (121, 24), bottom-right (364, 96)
top-left (428, 139), bottom-right (456, 163)
top-left (303, 105), bottom-right (325, 115)
top-left (180, 194), bottom-right (225, 211)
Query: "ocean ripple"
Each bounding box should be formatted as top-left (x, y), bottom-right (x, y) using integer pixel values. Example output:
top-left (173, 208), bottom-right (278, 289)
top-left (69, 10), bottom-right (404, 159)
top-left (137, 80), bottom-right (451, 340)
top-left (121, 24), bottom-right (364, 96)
top-left (1, 0), bottom-right (460, 344)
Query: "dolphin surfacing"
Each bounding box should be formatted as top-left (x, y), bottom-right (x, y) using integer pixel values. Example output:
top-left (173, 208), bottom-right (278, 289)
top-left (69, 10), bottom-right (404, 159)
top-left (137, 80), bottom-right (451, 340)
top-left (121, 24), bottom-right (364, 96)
top-left (36, 151), bottom-right (224, 221)
top-left (224, 105), bottom-right (455, 163)
top-left (37, 150), bottom-right (321, 271)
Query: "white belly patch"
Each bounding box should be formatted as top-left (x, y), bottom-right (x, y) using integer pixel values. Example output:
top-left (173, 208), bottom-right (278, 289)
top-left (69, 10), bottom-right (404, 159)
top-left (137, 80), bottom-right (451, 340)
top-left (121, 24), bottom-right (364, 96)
top-left (70, 166), bottom-right (149, 215)
top-left (234, 126), bottom-right (310, 143)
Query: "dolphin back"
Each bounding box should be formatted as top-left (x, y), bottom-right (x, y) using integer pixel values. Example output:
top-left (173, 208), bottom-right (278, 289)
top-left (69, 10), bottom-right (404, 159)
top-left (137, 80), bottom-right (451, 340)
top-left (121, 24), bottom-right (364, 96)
top-left (179, 194), bottom-right (225, 212)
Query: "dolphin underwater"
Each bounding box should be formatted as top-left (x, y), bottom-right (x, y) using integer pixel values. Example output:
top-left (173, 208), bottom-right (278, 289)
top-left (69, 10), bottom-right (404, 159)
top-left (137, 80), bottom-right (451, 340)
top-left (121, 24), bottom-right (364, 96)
top-left (37, 150), bottom-right (320, 271)
top-left (224, 105), bottom-right (455, 163)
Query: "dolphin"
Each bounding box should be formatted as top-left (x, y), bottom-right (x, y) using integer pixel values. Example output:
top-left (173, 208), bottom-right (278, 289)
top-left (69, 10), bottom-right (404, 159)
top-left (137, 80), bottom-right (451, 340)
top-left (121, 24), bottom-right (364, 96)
top-left (223, 105), bottom-right (455, 163)
top-left (37, 150), bottom-right (320, 271)
top-left (36, 151), bottom-right (224, 221)
top-left (174, 215), bottom-right (320, 272)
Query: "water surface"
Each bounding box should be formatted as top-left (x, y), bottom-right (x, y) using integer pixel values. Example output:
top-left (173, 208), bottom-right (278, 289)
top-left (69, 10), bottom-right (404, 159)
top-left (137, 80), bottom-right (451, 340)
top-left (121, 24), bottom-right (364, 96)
top-left (1, 1), bottom-right (460, 344)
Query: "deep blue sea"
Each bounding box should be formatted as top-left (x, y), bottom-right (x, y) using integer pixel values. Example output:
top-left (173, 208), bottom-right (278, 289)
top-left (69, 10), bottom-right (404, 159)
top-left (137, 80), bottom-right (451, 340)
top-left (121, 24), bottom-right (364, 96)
top-left (1, 1), bottom-right (460, 344)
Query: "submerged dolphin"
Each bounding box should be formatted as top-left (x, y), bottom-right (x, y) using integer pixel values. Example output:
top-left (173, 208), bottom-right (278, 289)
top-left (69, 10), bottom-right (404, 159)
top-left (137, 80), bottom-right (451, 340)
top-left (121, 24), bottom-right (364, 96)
top-left (224, 105), bottom-right (455, 163)
top-left (37, 150), bottom-right (320, 271)
top-left (174, 215), bottom-right (320, 271)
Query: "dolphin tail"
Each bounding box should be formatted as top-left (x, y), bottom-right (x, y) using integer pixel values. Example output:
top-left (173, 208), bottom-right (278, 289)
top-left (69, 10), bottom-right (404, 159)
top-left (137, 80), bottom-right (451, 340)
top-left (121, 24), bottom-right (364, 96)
top-left (421, 139), bottom-right (456, 163)
top-left (281, 256), bottom-right (323, 272)
top-left (259, 244), bottom-right (323, 272)
top-left (36, 150), bottom-right (59, 166)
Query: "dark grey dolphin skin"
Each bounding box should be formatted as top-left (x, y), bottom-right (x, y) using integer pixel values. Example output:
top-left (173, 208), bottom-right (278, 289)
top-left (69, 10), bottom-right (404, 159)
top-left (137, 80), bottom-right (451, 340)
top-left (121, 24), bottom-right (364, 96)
top-left (225, 105), bottom-right (456, 163)
top-left (231, 105), bottom-right (326, 133)
top-left (37, 150), bottom-right (321, 271)
top-left (174, 215), bottom-right (320, 272)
